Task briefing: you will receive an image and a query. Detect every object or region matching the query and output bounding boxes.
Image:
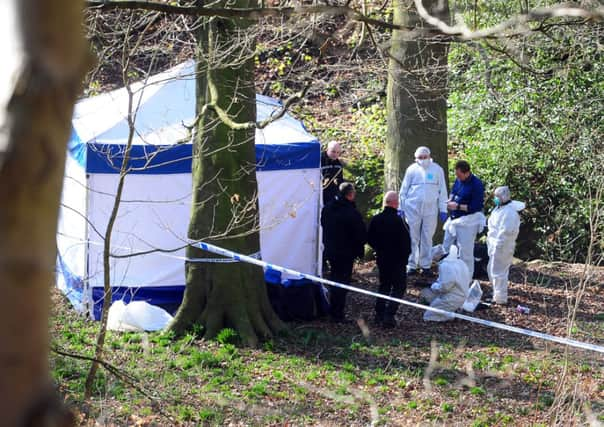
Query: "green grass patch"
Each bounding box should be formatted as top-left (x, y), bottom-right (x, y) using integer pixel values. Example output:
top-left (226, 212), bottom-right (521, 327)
top-left (442, 402), bottom-right (454, 413)
top-left (434, 377), bottom-right (449, 386)
top-left (470, 386), bottom-right (486, 396)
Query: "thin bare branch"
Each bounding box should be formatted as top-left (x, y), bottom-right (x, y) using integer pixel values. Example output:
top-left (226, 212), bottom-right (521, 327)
top-left (414, 0), bottom-right (603, 40)
top-left (86, 1), bottom-right (604, 40)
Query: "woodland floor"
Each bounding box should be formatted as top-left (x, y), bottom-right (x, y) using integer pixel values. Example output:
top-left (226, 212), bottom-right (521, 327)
top-left (51, 261), bottom-right (604, 426)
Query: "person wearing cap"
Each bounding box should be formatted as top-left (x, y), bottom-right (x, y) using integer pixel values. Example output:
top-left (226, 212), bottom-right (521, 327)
top-left (399, 146), bottom-right (448, 277)
top-left (367, 191), bottom-right (412, 328)
top-left (486, 186), bottom-right (525, 304)
top-left (443, 160), bottom-right (485, 280)
top-left (321, 182), bottom-right (367, 322)
top-left (321, 141), bottom-right (345, 206)
top-left (420, 246), bottom-right (470, 321)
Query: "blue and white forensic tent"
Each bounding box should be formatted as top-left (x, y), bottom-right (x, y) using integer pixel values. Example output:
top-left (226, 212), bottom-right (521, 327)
top-left (57, 61), bottom-right (323, 319)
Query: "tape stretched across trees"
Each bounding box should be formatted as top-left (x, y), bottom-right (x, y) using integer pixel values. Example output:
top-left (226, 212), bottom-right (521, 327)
top-left (195, 241), bottom-right (604, 355)
top-left (60, 236), bottom-right (603, 354)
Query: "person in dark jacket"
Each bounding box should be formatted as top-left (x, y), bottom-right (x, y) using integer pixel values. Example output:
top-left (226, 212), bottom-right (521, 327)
top-left (321, 141), bottom-right (345, 205)
top-left (368, 191), bottom-right (412, 328)
top-left (321, 182), bottom-right (367, 322)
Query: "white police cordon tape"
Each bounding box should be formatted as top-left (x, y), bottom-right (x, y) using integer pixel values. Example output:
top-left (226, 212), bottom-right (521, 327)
top-left (196, 241), bottom-right (604, 354)
top-left (174, 252), bottom-right (262, 264)
top-left (58, 235), bottom-right (604, 354)
top-left (57, 233), bottom-right (262, 264)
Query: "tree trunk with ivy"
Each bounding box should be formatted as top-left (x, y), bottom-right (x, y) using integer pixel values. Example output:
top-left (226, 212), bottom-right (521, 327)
top-left (0, 0), bottom-right (90, 425)
top-left (169, 4), bottom-right (284, 346)
top-left (385, 0), bottom-right (451, 191)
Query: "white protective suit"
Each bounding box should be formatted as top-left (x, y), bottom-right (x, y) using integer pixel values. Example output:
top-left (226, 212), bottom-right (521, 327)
top-left (487, 200), bottom-right (525, 304)
top-left (399, 160), bottom-right (448, 270)
top-left (421, 247), bottom-right (471, 321)
top-left (442, 211), bottom-right (486, 281)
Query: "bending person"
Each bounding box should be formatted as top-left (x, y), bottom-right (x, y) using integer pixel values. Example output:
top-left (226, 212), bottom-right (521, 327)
top-left (443, 160), bottom-right (485, 280)
top-left (420, 246), bottom-right (470, 322)
top-left (487, 186), bottom-right (525, 304)
top-left (399, 146), bottom-right (448, 277)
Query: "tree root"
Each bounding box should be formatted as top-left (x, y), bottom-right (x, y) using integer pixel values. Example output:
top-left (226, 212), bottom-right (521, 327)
top-left (169, 262), bottom-right (285, 347)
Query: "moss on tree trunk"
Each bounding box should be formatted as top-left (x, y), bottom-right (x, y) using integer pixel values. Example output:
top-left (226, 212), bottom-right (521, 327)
top-left (169, 6), bottom-right (284, 346)
top-left (385, 0), bottom-right (451, 191)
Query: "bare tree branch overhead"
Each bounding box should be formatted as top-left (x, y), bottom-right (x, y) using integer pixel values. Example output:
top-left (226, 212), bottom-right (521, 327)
top-left (413, 0), bottom-right (603, 39)
top-left (86, 0), bottom-right (604, 39)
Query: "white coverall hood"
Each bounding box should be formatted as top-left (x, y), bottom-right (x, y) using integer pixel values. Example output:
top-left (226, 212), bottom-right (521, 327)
top-left (414, 146), bottom-right (431, 158)
top-left (487, 200), bottom-right (524, 304)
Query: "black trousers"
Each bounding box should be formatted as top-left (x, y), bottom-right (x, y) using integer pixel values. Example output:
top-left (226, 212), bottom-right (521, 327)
top-left (327, 257), bottom-right (354, 319)
top-left (375, 262), bottom-right (407, 318)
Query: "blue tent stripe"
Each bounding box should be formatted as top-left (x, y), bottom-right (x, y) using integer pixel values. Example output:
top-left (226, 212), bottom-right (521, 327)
top-left (85, 143), bottom-right (192, 174)
top-left (91, 285), bottom-right (186, 320)
top-left (73, 141), bottom-right (320, 174)
top-left (256, 142), bottom-right (320, 172)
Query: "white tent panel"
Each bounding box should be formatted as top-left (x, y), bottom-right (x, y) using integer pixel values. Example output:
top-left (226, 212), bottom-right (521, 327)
top-left (73, 63), bottom-right (195, 146)
top-left (257, 168), bottom-right (321, 279)
top-left (72, 61), bottom-right (314, 148)
top-left (56, 155), bottom-right (89, 311)
top-left (86, 173), bottom-right (192, 289)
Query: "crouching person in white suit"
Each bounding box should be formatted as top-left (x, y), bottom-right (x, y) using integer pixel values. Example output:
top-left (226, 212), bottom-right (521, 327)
top-left (487, 186), bottom-right (525, 304)
top-left (420, 246), bottom-right (471, 321)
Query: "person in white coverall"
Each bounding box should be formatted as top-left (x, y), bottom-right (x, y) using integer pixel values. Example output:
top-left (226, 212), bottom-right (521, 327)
top-left (487, 186), bottom-right (525, 304)
top-left (420, 246), bottom-right (470, 321)
top-left (399, 146), bottom-right (448, 276)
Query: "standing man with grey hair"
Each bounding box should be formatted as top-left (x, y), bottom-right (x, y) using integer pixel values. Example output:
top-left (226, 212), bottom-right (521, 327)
top-left (321, 182), bottom-right (367, 322)
top-left (321, 141), bottom-right (345, 205)
top-left (399, 146), bottom-right (448, 277)
top-left (368, 191), bottom-right (412, 327)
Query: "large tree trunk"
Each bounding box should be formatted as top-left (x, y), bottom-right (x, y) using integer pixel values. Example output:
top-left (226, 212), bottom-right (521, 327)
top-left (169, 3), bottom-right (284, 346)
top-left (385, 0), bottom-right (451, 191)
top-left (0, 1), bottom-right (89, 425)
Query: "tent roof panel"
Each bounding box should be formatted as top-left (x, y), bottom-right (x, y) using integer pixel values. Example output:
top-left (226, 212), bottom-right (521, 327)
top-left (72, 61), bottom-right (317, 147)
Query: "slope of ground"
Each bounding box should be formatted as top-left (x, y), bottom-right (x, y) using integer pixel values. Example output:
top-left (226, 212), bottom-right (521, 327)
top-left (50, 261), bottom-right (603, 426)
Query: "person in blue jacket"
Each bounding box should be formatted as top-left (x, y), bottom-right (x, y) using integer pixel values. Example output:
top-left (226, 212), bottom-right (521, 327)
top-left (442, 160), bottom-right (485, 279)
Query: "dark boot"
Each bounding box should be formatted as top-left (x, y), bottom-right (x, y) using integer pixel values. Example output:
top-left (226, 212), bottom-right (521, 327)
top-left (382, 314), bottom-right (396, 329)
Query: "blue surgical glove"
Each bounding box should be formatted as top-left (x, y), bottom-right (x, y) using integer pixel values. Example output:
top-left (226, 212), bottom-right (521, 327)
top-left (439, 212), bottom-right (448, 222)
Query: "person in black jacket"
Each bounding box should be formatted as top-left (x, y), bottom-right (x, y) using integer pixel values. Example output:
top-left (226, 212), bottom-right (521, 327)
top-left (321, 141), bottom-right (345, 205)
top-left (321, 182), bottom-right (367, 322)
top-left (368, 191), bottom-right (412, 328)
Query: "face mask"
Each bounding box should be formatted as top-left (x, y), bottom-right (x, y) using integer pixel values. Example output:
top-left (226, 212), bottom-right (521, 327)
top-left (417, 158), bottom-right (430, 168)
top-left (494, 197), bottom-right (501, 207)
